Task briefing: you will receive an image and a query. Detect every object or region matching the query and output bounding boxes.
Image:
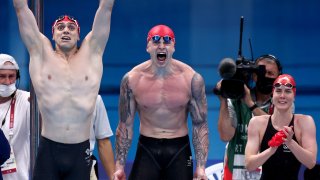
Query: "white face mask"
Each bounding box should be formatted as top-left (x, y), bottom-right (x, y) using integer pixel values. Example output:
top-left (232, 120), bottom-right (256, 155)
top-left (0, 83), bottom-right (16, 97)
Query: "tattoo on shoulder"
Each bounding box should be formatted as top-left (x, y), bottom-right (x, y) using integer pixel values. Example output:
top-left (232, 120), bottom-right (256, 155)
top-left (190, 73), bottom-right (207, 124)
top-left (119, 74), bottom-right (134, 123)
top-left (191, 73), bottom-right (205, 100)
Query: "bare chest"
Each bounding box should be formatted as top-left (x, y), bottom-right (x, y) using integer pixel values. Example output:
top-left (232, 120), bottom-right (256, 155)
top-left (30, 54), bottom-right (102, 112)
top-left (31, 54), bottom-right (102, 89)
top-left (134, 77), bottom-right (190, 110)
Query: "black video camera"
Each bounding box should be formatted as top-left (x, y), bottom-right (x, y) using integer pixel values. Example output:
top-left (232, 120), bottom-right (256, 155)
top-left (214, 16), bottom-right (266, 99)
top-left (217, 57), bottom-right (266, 99)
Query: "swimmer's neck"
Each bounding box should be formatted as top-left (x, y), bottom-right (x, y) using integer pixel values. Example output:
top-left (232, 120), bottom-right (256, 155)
top-left (54, 46), bottom-right (78, 61)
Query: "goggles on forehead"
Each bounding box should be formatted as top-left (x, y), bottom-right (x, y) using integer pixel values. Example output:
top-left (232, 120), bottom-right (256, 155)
top-left (151, 35), bottom-right (173, 44)
top-left (52, 15), bottom-right (80, 34)
top-left (274, 82), bottom-right (296, 89)
top-left (58, 15), bottom-right (76, 21)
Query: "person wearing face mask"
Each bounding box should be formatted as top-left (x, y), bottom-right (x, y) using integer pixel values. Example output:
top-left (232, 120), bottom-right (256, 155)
top-left (113, 24), bottom-right (209, 180)
top-left (0, 54), bottom-right (30, 180)
top-left (215, 54), bottom-right (283, 180)
top-left (245, 74), bottom-right (317, 179)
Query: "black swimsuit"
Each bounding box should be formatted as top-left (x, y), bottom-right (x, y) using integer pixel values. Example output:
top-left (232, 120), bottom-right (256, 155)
top-left (33, 136), bottom-right (92, 180)
top-left (129, 135), bottom-right (193, 180)
top-left (260, 115), bottom-right (301, 180)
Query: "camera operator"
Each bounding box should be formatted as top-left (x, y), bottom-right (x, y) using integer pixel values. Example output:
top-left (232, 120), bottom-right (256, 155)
top-left (216, 54), bottom-right (282, 180)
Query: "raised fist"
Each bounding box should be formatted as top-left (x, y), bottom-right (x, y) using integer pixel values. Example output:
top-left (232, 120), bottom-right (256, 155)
top-left (268, 130), bottom-right (287, 147)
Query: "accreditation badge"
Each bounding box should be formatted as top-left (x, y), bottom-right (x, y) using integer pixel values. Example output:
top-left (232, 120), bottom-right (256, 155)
top-left (1, 146), bottom-right (17, 174)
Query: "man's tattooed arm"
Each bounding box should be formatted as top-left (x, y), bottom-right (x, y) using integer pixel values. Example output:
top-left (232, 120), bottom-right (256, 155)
top-left (115, 73), bottom-right (136, 169)
top-left (189, 73), bottom-right (209, 169)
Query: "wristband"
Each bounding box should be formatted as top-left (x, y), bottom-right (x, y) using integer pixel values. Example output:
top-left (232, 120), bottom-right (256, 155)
top-left (249, 103), bottom-right (258, 111)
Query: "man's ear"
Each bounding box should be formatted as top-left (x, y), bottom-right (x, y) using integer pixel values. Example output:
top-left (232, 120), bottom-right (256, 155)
top-left (146, 43), bottom-right (150, 53)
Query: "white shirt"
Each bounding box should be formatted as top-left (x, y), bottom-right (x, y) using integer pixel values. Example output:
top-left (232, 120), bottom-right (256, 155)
top-left (1, 90), bottom-right (30, 180)
top-left (89, 95), bottom-right (113, 153)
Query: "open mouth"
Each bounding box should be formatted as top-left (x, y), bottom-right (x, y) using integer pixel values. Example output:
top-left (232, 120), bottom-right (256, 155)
top-left (278, 100), bottom-right (287, 104)
top-left (61, 36), bottom-right (71, 41)
top-left (157, 52), bottom-right (167, 62)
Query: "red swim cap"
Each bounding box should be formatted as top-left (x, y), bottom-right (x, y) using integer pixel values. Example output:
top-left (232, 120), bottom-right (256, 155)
top-left (52, 15), bottom-right (80, 35)
top-left (273, 74), bottom-right (296, 95)
top-left (147, 25), bottom-right (175, 43)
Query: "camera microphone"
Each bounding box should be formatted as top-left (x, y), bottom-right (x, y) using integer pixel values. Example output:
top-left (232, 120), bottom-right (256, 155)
top-left (218, 58), bottom-right (236, 79)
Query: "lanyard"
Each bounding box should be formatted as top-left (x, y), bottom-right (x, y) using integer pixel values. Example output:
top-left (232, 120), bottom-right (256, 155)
top-left (0, 97), bottom-right (16, 139)
top-left (1, 97), bottom-right (14, 128)
top-left (9, 97), bottom-right (16, 129)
